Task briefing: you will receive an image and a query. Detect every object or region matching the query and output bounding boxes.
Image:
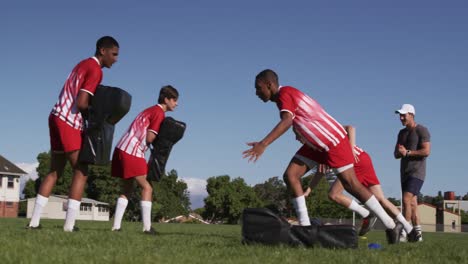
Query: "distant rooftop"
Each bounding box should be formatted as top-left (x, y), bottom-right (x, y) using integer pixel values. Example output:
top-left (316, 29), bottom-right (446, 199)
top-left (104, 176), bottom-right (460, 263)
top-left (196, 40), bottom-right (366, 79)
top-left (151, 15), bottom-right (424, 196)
top-left (0, 154), bottom-right (27, 175)
top-left (53, 195), bottom-right (109, 205)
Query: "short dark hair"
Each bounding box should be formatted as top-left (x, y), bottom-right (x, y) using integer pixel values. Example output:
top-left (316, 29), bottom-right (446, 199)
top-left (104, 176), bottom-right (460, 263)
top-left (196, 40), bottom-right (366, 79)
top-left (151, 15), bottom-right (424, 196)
top-left (256, 69), bottom-right (279, 85)
top-left (158, 85), bottom-right (179, 104)
top-left (95, 36), bottom-right (119, 56)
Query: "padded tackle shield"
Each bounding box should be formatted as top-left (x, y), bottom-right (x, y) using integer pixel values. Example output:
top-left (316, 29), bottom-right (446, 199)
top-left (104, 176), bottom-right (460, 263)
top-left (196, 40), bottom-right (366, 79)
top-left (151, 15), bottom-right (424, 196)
top-left (242, 208), bottom-right (303, 246)
top-left (241, 208), bottom-right (358, 249)
top-left (317, 224), bottom-right (358, 249)
top-left (147, 117), bottom-right (186, 181)
top-left (79, 85), bottom-right (132, 165)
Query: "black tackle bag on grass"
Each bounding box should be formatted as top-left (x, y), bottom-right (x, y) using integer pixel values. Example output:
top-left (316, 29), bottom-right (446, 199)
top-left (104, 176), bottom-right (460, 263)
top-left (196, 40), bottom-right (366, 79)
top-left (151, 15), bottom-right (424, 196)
top-left (79, 85), bottom-right (132, 165)
top-left (242, 208), bottom-right (358, 249)
top-left (147, 117), bottom-right (186, 181)
top-left (242, 208), bottom-right (303, 246)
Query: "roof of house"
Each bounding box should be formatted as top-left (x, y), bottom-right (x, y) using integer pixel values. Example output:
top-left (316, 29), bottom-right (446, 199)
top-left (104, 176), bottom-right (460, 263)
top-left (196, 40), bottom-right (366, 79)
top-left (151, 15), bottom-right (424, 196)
top-left (419, 202), bottom-right (460, 216)
top-left (34, 195), bottom-right (109, 206)
top-left (164, 213), bottom-right (210, 224)
top-left (0, 154), bottom-right (27, 176)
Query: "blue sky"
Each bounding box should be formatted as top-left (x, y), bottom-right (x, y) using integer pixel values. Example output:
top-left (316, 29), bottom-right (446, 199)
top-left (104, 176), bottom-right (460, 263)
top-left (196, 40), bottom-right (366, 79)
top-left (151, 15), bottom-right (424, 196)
top-left (2, 1), bottom-right (467, 207)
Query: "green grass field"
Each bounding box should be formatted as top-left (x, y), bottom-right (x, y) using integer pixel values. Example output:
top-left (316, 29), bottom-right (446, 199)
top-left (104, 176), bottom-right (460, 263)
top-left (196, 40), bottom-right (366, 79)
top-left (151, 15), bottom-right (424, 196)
top-left (1, 218), bottom-right (467, 264)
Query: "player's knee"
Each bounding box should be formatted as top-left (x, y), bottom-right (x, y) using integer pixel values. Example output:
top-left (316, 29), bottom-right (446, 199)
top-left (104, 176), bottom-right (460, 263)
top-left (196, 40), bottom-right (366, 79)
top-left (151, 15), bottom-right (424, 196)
top-left (46, 171), bottom-right (59, 180)
top-left (283, 171), bottom-right (300, 186)
top-left (328, 192), bottom-right (339, 202)
top-left (143, 184), bottom-right (153, 193)
top-left (403, 197), bottom-right (412, 206)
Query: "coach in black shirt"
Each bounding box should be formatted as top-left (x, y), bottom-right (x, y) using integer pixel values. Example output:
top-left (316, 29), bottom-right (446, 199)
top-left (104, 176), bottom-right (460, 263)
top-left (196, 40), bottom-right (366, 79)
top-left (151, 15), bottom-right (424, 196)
top-left (394, 104), bottom-right (431, 242)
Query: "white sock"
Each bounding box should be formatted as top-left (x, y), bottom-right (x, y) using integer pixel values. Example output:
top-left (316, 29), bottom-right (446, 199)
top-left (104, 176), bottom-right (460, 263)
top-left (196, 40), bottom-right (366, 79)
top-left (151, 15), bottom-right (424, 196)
top-left (292, 196), bottom-right (311, 226)
top-left (64, 199), bottom-right (81, 232)
top-left (364, 195), bottom-right (395, 229)
top-left (29, 194), bottom-right (49, 227)
top-left (140, 201), bottom-right (152, 231)
top-left (112, 197), bottom-right (128, 230)
top-left (396, 213), bottom-right (413, 233)
top-left (414, 225), bottom-right (422, 233)
top-left (348, 200), bottom-right (370, 218)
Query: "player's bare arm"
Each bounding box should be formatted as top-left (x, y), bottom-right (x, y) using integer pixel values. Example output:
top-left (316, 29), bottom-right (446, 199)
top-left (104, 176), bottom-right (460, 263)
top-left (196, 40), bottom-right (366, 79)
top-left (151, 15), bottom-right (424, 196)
top-left (76, 90), bottom-right (92, 111)
top-left (344, 125), bottom-right (359, 163)
top-left (243, 111), bottom-right (293, 163)
top-left (406, 142), bottom-right (431, 158)
top-left (146, 130), bottom-right (157, 145)
top-left (395, 141), bottom-right (431, 159)
top-left (343, 125), bottom-right (356, 147)
top-left (394, 142), bottom-right (403, 159)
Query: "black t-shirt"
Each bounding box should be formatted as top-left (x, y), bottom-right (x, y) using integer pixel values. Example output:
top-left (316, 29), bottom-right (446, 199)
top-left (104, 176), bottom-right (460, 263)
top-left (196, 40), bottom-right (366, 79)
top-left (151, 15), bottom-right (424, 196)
top-left (397, 124), bottom-right (431, 181)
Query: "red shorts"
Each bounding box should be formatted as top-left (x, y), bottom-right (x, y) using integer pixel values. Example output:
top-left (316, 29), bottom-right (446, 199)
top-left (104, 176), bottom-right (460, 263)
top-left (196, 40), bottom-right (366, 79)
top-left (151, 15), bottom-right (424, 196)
top-left (354, 151), bottom-right (380, 187)
top-left (49, 114), bottom-right (82, 152)
top-left (295, 138), bottom-right (355, 170)
top-left (111, 148), bottom-right (148, 179)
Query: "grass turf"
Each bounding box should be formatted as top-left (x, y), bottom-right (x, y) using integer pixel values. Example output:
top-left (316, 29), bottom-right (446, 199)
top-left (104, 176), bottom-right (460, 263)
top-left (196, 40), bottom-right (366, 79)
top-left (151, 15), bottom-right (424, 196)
top-left (1, 218), bottom-right (467, 264)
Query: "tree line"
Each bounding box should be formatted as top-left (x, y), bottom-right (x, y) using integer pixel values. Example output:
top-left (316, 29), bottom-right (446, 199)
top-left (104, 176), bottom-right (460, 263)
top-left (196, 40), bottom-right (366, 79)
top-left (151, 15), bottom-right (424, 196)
top-left (22, 152), bottom-right (468, 224)
top-left (23, 152), bottom-right (190, 222)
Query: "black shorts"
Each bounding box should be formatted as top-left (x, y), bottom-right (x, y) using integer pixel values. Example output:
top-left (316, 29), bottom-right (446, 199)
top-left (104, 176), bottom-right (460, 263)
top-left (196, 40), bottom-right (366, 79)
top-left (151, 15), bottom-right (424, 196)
top-left (401, 177), bottom-right (424, 195)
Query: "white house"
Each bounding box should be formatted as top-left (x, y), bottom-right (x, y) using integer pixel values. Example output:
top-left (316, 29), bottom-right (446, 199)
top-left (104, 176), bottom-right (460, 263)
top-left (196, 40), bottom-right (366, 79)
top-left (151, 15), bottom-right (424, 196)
top-left (370, 201), bottom-right (463, 233)
top-left (27, 195), bottom-right (110, 221)
top-left (418, 202), bottom-right (462, 233)
top-left (0, 154), bottom-right (27, 218)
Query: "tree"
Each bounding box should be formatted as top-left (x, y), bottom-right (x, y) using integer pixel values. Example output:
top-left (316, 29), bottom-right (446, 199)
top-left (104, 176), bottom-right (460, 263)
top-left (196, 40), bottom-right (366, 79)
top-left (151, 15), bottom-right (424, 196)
top-left (303, 174), bottom-right (353, 219)
top-left (417, 193), bottom-right (424, 203)
top-left (387, 197), bottom-right (401, 206)
top-left (23, 180), bottom-right (37, 199)
top-left (86, 164), bottom-right (121, 216)
top-left (461, 210), bottom-right (468, 224)
top-left (463, 193), bottom-right (468, 201)
top-left (23, 152), bottom-right (191, 223)
top-left (253, 176), bottom-right (289, 215)
top-left (22, 152), bottom-right (74, 198)
top-left (203, 175), bottom-right (262, 224)
top-left (433, 191), bottom-right (444, 206)
top-left (193, 207), bottom-right (205, 216)
top-left (152, 170), bottom-right (190, 221)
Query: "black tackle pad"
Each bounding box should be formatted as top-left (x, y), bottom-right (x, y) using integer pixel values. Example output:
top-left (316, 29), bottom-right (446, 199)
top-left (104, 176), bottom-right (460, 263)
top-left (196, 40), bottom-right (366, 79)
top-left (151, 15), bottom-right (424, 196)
top-left (241, 208), bottom-right (358, 249)
top-left (241, 208), bottom-right (303, 246)
top-left (91, 85), bottom-right (132, 125)
top-left (79, 85), bottom-right (132, 165)
top-left (147, 117), bottom-right (186, 181)
top-left (292, 224), bottom-right (358, 249)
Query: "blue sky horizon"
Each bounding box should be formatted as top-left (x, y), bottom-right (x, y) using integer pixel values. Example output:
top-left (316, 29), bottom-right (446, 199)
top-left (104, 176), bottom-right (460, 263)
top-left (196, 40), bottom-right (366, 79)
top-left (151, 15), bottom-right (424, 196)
top-left (2, 1), bottom-right (468, 208)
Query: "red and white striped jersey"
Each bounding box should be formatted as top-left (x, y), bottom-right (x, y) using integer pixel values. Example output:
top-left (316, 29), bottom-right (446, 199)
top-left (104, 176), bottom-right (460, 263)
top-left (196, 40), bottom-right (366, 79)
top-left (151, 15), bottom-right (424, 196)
top-left (276, 86), bottom-right (347, 152)
top-left (116, 105), bottom-right (165, 158)
top-left (51, 57), bottom-right (102, 130)
top-left (353, 145), bottom-right (365, 156)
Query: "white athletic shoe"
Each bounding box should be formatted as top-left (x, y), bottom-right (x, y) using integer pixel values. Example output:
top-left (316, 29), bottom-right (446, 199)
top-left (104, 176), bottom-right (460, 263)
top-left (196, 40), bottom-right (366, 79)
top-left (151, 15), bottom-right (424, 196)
top-left (417, 231), bottom-right (423, 242)
top-left (399, 229), bottom-right (408, 242)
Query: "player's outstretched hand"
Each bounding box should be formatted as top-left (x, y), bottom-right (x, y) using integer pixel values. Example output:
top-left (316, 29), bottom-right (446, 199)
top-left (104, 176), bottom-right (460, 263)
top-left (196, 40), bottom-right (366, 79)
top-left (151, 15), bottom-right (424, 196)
top-left (243, 141), bottom-right (267, 163)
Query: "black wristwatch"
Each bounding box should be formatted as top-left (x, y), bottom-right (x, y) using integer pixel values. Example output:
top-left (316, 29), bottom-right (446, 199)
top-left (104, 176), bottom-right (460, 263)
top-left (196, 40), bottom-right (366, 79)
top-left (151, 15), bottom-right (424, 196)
top-left (405, 150), bottom-right (411, 157)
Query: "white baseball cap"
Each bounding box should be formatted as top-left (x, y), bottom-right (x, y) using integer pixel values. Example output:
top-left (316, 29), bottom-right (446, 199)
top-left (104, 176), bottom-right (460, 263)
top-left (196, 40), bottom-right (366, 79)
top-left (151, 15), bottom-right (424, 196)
top-left (395, 104), bottom-right (415, 115)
